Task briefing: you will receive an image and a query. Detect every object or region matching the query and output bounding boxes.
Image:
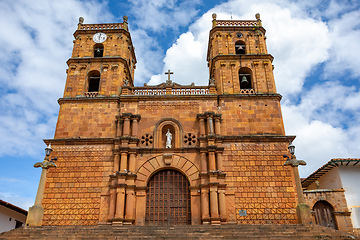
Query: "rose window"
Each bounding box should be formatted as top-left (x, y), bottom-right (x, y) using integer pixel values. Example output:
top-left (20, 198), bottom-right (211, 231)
top-left (141, 134), bottom-right (153, 147)
top-left (184, 133), bottom-right (196, 146)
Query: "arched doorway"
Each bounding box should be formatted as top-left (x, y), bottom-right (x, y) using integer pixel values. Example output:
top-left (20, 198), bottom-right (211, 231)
top-left (146, 169), bottom-right (191, 225)
top-left (313, 201), bottom-right (338, 229)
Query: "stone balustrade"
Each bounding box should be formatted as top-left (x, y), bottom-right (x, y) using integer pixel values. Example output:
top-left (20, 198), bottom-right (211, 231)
top-left (131, 87), bottom-right (210, 96)
top-left (216, 20), bottom-right (258, 27)
top-left (78, 23), bottom-right (123, 30)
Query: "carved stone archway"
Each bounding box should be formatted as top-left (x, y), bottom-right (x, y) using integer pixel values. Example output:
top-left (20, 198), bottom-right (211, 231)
top-left (135, 154), bottom-right (200, 225)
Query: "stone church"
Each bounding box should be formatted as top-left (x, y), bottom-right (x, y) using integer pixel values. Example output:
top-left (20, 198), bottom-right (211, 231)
top-left (41, 13), bottom-right (298, 226)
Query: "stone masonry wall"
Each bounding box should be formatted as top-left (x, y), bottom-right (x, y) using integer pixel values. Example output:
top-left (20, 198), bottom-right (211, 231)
top-left (42, 145), bottom-right (113, 226)
top-left (224, 141), bottom-right (297, 224)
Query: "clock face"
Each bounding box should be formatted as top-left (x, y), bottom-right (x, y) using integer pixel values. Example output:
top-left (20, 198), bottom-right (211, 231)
top-left (93, 32), bottom-right (107, 43)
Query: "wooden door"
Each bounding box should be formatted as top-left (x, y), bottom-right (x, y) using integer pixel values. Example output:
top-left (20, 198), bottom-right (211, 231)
top-left (146, 169), bottom-right (191, 225)
top-left (313, 201), bottom-right (337, 229)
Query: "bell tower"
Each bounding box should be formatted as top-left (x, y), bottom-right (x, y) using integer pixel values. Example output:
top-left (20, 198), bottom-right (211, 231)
top-left (63, 16), bottom-right (136, 99)
top-left (54, 16), bottom-right (136, 139)
top-left (207, 13), bottom-right (276, 95)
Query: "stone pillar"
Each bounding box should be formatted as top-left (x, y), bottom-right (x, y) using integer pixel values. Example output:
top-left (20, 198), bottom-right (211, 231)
top-left (214, 118), bottom-right (221, 135)
top-left (209, 186), bottom-right (219, 219)
top-left (114, 187), bottom-right (125, 221)
top-left (207, 116), bottom-right (214, 135)
top-left (199, 118), bottom-right (205, 136)
top-left (120, 152), bottom-right (128, 172)
top-left (113, 152), bottom-right (120, 173)
top-left (201, 188), bottom-right (210, 224)
top-left (26, 156), bottom-right (57, 227)
top-left (123, 117), bottom-right (130, 136)
top-left (216, 152), bottom-right (223, 172)
top-left (200, 152), bottom-right (207, 173)
top-left (108, 187), bottom-right (116, 220)
top-left (125, 188), bottom-right (135, 224)
top-left (208, 151), bottom-right (216, 171)
top-left (218, 189), bottom-right (227, 221)
top-left (116, 119), bottom-right (122, 137)
top-left (128, 152), bottom-right (136, 173)
top-left (132, 119), bottom-right (139, 137)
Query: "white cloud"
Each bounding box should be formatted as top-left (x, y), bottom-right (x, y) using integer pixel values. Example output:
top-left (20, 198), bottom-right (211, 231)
top-left (324, 10), bottom-right (360, 78)
top-left (0, 0), bottom-right (113, 157)
top-left (128, 0), bottom-right (201, 31)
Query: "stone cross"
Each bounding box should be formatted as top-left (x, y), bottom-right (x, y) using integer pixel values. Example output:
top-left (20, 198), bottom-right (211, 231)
top-left (165, 69), bottom-right (173, 83)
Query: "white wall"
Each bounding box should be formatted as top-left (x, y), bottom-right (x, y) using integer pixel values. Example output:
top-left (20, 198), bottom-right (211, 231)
top-left (339, 165), bottom-right (360, 229)
top-left (0, 206), bottom-right (27, 233)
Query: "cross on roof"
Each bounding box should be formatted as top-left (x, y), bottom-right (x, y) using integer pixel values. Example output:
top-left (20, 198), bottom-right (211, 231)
top-left (165, 69), bottom-right (173, 82)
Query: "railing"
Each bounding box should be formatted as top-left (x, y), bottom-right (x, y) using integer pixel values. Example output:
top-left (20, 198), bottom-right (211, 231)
top-left (133, 88), bottom-right (166, 95)
top-left (216, 20), bottom-right (258, 27)
top-left (85, 92), bottom-right (98, 97)
top-left (131, 87), bottom-right (210, 96)
top-left (240, 89), bottom-right (255, 94)
top-left (79, 23), bottom-right (123, 30)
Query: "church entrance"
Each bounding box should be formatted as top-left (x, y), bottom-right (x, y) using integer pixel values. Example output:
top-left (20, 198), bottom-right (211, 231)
top-left (313, 201), bottom-right (337, 229)
top-left (146, 169), bottom-right (191, 225)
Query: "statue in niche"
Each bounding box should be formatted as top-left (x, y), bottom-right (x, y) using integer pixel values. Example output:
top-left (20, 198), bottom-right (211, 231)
top-left (166, 129), bottom-right (172, 148)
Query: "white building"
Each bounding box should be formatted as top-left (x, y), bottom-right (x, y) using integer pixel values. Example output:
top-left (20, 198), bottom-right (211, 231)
top-left (0, 199), bottom-right (28, 233)
top-left (302, 158), bottom-right (360, 235)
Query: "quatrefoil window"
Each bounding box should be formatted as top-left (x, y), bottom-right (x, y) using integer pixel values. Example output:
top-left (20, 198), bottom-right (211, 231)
top-left (141, 134), bottom-right (153, 147)
top-left (184, 133), bottom-right (196, 146)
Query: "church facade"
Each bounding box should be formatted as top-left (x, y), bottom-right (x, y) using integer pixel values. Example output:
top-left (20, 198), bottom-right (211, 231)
top-left (42, 14), bottom-right (298, 226)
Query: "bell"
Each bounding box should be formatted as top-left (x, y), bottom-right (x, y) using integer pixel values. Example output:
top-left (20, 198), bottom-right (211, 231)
top-left (241, 76), bottom-right (248, 84)
top-left (96, 48), bottom-right (101, 53)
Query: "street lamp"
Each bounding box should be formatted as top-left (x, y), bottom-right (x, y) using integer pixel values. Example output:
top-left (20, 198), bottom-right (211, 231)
top-left (283, 141), bottom-right (312, 224)
top-left (26, 144), bottom-right (57, 227)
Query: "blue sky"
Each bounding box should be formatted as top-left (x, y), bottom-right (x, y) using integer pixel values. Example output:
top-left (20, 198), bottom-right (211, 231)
top-left (0, 0), bottom-right (359, 210)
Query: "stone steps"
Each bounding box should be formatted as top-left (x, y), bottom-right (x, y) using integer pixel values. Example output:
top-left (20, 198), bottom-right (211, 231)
top-left (0, 224), bottom-right (357, 240)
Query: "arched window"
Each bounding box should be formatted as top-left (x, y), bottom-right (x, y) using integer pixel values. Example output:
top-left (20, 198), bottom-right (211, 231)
top-left (235, 40), bottom-right (245, 55)
top-left (87, 70), bottom-right (100, 92)
top-left (313, 201), bottom-right (338, 230)
top-left (239, 67), bottom-right (252, 89)
top-left (93, 43), bottom-right (104, 58)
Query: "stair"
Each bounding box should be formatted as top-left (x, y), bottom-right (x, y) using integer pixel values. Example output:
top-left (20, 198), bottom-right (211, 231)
top-left (0, 224), bottom-right (357, 240)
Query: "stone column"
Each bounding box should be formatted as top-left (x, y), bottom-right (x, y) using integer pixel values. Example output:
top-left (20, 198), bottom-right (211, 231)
top-left (218, 189), bottom-right (227, 220)
top-left (128, 152), bottom-right (136, 173)
top-left (132, 119), bottom-right (139, 137)
top-left (201, 188), bottom-right (210, 224)
top-left (125, 188), bottom-right (135, 224)
top-left (116, 119), bottom-right (122, 137)
top-left (216, 152), bottom-right (223, 172)
top-left (209, 186), bottom-right (219, 219)
top-left (200, 151), bottom-right (207, 173)
top-left (207, 116), bottom-right (214, 135)
top-left (214, 117), bottom-right (221, 135)
top-left (113, 152), bottom-right (120, 173)
top-left (199, 117), bottom-right (205, 136)
top-left (114, 187), bottom-right (125, 222)
top-left (123, 116), bottom-right (131, 136)
top-left (120, 152), bottom-right (128, 172)
top-left (108, 187), bottom-right (116, 220)
top-left (208, 151), bottom-right (216, 171)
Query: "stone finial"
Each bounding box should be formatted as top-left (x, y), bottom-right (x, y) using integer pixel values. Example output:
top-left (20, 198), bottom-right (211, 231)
top-left (212, 13), bottom-right (217, 28)
top-left (123, 15), bottom-right (128, 31)
top-left (123, 15), bottom-right (128, 23)
top-left (78, 17), bottom-right (84, 30)
top-left (255, 13), bottom-right (262, 26)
